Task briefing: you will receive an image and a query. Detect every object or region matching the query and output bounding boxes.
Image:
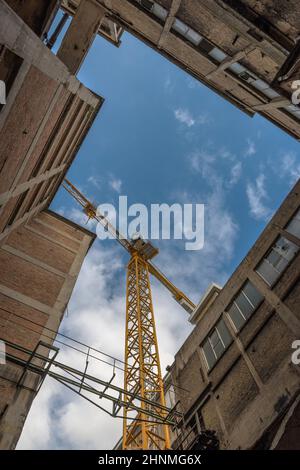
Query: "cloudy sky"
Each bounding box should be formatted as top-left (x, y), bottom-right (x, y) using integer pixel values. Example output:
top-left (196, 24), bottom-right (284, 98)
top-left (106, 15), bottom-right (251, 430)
top-left (17, 16), bottom-right (300, 450)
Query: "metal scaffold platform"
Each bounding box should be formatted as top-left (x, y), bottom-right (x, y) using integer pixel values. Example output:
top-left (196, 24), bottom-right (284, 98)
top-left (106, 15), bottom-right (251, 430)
top-left (2, 337), bottom-right (182, 427)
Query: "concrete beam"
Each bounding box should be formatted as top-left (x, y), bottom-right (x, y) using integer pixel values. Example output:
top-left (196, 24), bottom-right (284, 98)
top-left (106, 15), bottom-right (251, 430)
top-left (248, 270), bottom-right (300, 337)
top-left (223, 315), bottom-right (264, 390)
top-left (0, 199), bottom-right (49, 244)
top-left (9, 84), bottom-right (64, 193)
top-left (0, 164), bottom-right (66, 206)
top-left (57, 0), bottom-right (106, 74)
top-left (253, 97), bottom-right (290, 111)
top-left (157, 0), bottom-right (182, 50)
top-left (205, 46), bottom-right (255, 80)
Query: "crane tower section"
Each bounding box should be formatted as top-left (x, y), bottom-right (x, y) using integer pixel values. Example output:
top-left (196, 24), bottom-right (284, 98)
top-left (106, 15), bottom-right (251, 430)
top-left (123, 249), bottom-right (170, 450)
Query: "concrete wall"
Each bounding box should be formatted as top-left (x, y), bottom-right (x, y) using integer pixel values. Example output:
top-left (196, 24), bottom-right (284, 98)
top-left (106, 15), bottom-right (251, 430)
top-left (169, 179), bottom-right (300, 449)
top-left (0, 209), bottom-right (96, 449)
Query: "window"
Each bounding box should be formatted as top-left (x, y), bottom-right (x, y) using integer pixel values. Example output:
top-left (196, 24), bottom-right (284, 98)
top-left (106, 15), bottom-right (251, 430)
top-left (239, 71), bottom-right (257, 84)
top-left (226, 61), bottom-right (281, 100)
top-left (137, 0), bottom-right (168, 21)
top-left (140, 0), bottom-right (154, 11)
top-left (209, 47), bottom-right (227, 63)
top-left (286, 209), bottom-right (300, 239)
top-left (263, 87), bottom-right (280, 99)
top-left (228, 62), bottom-right (246, 75)
top-left (199, 38), bottom-right (214, 54)
top-left (173, 18), bottom-right (189, 35)
top-left (202, 318), bottom-right (232, 370)
top-left (152, 3), bottom-right (167, 21)
top-left (284, 104), bottom-right (300, 120)
top-left (165, 385), bottom-right (176, 410)
top-left (256, 236), bottom-right (299, 287)
top-left (172, 18), bottom-right (202, 46)
top-left (227, 281), bottom-right (263, 331)
top-left (186, 29), bottom-right (202, 46)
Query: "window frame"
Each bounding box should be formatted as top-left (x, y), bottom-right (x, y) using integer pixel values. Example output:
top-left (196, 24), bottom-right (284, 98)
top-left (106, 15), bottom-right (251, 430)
top-left (285, 208), bottom-right (300, 239)
top-left (226, 280), bottom-right (264, 332)
top-left (201, 317), bottom-right (233, 372)
top-left (256, 235), bottom-right (299, 287)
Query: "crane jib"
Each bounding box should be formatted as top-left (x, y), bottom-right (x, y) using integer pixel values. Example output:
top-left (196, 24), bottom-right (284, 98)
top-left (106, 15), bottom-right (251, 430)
top-left (62, 178), bottom-right (195, 313)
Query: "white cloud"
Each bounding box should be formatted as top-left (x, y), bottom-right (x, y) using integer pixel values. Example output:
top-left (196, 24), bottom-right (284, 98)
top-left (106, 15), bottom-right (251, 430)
top-left (16, 378), bottom-right (60, 449)
top-left (163, 178), bottom-right (239, 301)
top-left (88, 175), bottom-right (102, 189)
top-left (189, 149), bottom-right (241, 188)
top-left (279, 152), bottom-right (300, 185)
top-left (244, 138), bottom-right (256, 157)
top-left (246, 173), bottom-right (272, 221)
top-left (17, 242), bottom-right (193, 450)
top-left (188, 150), bottom-right (216, 182)
top-left (17, 144), bottom-right (241, 451)
top-left (229, 161), bottom-right (242, 186)
top-left (186, 77), bottom-right (200, 90)
top-left (88, 173), bottom-right (123, 194)
top-left (197, 114), bottom-right (211, 125)
top-left (18, 161), bottom-right (239, 450)
top-left (174, 108), bottom-right (211, 128)
top-left (174, 108), bottom-right (195, 127)
top-left (219, 148), bottom-right (236, 162)
top-left (204, 184), bottom-right (238, 261)
top-left (59, 206), bottom-right (97, 229)
top-left (164, 76), bottom-right (174, 93)
top-left (165, 149), bottom-right (240, 297)
top-left (109, 176), bottom-right (122, 194)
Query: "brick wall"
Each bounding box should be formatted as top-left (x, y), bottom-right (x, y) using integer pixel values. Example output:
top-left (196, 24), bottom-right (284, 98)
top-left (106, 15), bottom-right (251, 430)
top-left (0, 209), bottom-right (95, 449)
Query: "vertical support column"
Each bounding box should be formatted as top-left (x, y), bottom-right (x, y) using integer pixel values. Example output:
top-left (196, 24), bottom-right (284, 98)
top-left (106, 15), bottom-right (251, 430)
top-left (57, 0), bottom-right (105, 74)
top-left (248, 271), bottom-right (300, 336)
top-left (123, 254), bottom-right (170, 450)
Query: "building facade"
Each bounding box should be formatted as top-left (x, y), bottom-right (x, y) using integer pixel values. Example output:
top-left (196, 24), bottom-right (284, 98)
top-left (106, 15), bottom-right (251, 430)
top-left (0, 1), bottom-right (104, 449)
top-left (165, 179), bottom-right (300, 450)
top-left (0, 0), bottom-right (104, 246)
top-left (0, 210), bottom-right (96, 449)
top-left (62, 0), bottom-right (300, 140)
top-left (1, 0), bottom-right (300, 451)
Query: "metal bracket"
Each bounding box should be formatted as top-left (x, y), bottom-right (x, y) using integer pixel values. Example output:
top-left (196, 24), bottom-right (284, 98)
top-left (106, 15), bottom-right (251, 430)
top-left (17, 340), bottom-right (59, 392)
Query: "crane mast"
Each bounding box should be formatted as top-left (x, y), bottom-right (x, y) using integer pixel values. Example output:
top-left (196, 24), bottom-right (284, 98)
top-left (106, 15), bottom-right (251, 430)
top-left (62, 179), bottom-right (195, 450)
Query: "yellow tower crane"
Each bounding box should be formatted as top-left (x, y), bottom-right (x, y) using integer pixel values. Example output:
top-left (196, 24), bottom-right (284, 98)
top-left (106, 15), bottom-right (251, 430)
top-left (62, 179), bottom-right (196, 450)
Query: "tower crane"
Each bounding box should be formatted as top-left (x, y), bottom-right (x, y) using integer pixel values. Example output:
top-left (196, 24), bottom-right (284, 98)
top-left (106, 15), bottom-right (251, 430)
top-left (62, 179), bottom-right (196, 450)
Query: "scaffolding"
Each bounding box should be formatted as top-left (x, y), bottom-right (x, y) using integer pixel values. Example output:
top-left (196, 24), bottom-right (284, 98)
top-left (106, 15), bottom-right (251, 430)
top-left (2, 336), bottom-right (182, 427)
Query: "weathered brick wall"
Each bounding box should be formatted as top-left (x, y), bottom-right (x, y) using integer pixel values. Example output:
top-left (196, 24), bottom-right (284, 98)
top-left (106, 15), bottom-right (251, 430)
top-left (170, 180), bottom-right (300, 449)
top-left (0, 2), bottom-right (103, 244)
top-left (0, 66), bottom-right (59, 194)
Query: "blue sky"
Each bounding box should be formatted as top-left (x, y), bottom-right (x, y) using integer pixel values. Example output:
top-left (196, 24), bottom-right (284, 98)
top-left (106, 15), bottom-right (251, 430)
top-left (52, 29), bottom-right (299, 295)
top-left (19, 23), bottom-right (300, 450)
